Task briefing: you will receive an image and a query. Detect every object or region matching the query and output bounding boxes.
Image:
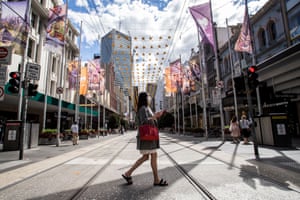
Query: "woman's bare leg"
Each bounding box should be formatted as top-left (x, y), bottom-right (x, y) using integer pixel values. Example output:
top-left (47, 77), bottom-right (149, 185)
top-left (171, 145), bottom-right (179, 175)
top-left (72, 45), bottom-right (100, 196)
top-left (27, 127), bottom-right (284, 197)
top-left (150, 152), bottom-right (160, 183)
top-left (125, 154), bottom-right (149, 177)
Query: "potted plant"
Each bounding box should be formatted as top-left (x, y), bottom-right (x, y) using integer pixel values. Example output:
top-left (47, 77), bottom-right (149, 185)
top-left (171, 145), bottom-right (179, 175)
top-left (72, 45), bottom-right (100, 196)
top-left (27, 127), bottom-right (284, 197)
top-left (39, 129), bottom-right (63, 145)
top-left (79, 129), bottom-right (89, 139)
top-left (89, 129), bottom-right (96, 138)
top-left (63, 129), bottom-right (72, 140)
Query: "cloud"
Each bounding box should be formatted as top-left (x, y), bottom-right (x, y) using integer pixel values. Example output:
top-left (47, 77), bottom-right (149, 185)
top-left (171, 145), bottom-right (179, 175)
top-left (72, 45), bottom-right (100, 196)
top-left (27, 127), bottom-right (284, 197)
top-left (75, 0), bottom-right (88, 7)
top-left (67, 0), bottom-right (268, 89)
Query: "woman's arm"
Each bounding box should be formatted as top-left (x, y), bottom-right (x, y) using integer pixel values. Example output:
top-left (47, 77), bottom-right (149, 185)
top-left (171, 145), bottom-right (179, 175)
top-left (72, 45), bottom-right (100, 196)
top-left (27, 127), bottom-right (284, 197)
top-left (138, 106), bottom-right (152, 125)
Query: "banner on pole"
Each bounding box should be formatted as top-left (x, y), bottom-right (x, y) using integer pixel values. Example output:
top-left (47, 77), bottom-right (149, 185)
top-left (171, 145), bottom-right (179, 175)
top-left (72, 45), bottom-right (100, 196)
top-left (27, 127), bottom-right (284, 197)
top-left (45, 4), bottom-right (67, 52)
top-left (0, 0), bottom-right (30, 55)
top-left (189, 2), bottom-right (215, 50)
top-left (234, 0), bottom-right (253, 54)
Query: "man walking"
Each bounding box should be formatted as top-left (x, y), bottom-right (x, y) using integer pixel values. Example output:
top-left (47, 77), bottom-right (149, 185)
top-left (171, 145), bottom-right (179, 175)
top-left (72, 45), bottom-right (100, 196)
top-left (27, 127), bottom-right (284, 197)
top-left (71, 121), bottom-right (79, 145)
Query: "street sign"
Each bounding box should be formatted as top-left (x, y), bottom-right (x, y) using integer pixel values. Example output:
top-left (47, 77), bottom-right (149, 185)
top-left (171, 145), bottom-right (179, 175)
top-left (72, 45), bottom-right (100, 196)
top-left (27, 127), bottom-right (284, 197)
top-left (56, 87), bottom-right (63, 94)
top-left (234, 61), bottom-right (241, 77)
top-left (0, 86), bottom-right (4, 101)
top-left (241, 59), bottom-right (247, 69)
top-left (0, 66), bottom-right (7, 85)
top-left (0, 46), bottom-right (12, 65)
top-left (26, 63), bottom-right (41, 80)
top-left (212, 88), bottom-right (221, 105)
top-left (216, 81), bottom-right (224, 88)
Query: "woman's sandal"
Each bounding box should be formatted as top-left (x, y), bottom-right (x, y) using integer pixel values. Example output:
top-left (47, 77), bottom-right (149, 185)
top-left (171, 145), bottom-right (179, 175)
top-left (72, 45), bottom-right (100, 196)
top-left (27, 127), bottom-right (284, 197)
top-left (122, 174), bottom-right (133, 185)
top-left (153, 179), bottom-right (168, 186)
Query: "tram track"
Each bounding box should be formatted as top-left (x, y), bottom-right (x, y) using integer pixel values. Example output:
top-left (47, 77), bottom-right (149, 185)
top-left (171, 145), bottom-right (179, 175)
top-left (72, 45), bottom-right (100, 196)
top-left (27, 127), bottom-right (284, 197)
top-left (69, 139), bottom-right (131, 200)
top-left (160, 135), bottom-right (300, 194)
top-left (1, 133), bottom-right (298, 199)
top-left (160, 145), bottom-right (218, 200)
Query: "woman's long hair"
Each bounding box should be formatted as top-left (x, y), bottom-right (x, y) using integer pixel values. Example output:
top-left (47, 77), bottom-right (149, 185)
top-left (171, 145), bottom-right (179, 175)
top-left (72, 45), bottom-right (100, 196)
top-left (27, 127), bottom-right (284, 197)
top-left (137, 92), bottom-right (148, 111)
top-left (231, 116), bottom-right (237, 123)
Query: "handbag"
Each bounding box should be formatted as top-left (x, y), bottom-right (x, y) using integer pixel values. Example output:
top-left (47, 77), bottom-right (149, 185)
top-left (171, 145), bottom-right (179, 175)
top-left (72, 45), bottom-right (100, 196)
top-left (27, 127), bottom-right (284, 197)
top-left (139, 124), bottom-right (159, 141)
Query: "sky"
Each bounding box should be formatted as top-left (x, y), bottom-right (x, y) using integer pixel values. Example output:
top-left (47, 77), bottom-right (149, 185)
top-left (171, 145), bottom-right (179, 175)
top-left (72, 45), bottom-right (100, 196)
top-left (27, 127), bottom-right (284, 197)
top-left (65, 0), bottom-right (267, 60)
top-left (62, 0), bottom-right (268, 94)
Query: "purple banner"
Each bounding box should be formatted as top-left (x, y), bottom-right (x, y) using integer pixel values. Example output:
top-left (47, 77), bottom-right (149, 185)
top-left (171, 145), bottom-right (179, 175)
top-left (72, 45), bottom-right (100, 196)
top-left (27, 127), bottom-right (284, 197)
top-left (189, 2), bottom-right (215, 50)
top-left (234, 0), bottom-right (253, 54)
top-left (0, 0), bottom-right (30, 55)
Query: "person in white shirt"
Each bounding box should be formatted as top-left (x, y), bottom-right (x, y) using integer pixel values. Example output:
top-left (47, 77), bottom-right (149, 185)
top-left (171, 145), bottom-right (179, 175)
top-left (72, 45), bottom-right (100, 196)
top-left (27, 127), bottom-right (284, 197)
top-left (239, 115), bottom-right (252, 144)
top-left (71, 121), bottom-right (79, 145)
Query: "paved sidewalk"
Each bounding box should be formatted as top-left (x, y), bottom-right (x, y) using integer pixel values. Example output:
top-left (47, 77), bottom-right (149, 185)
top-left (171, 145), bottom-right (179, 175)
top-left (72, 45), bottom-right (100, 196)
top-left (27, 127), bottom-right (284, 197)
top-left (0, 134), bottom-right (119, 173)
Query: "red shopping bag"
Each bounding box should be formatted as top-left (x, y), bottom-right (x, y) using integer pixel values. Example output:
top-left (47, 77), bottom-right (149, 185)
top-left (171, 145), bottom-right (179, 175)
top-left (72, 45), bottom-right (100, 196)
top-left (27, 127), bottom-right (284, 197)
top-left (139, 124), bottom-right (159, 141)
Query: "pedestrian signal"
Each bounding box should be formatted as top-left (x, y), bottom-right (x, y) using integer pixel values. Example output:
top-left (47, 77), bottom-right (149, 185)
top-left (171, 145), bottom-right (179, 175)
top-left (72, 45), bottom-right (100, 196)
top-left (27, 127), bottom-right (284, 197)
top-left (8, 71), bottom-right (20, 94)
top-left (28, 83), bottom-right (38, 96)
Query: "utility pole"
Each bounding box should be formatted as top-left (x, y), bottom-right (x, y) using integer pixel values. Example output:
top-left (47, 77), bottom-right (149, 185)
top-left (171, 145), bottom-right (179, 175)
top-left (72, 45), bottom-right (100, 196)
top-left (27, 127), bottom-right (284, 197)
top-left (243, 69), bottom-right (259, 159)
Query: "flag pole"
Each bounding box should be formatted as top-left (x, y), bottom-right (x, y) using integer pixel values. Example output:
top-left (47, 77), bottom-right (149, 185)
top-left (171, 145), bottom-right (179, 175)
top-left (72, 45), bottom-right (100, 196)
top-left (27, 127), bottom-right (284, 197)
top-left (173, 92), bottom-right (176, 133)
top-left (209, 0), bottom-right (225, 140)
top-left (246, 0), bottom-right (260, 159)
top-left (226, 18), bottom-right (238, 118)
top-left (199, 42), bottom-right (208, 138)
top-left (56, 1), bottom-right (68, 147)
top-left (75, 21), bottom-right (82, 124)
top-left (19, 0), bottom-right (32, 160)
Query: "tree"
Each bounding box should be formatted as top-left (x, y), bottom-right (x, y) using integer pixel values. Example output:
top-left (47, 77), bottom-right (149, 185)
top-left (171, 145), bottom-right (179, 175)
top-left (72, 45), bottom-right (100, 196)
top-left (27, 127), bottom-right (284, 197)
top-left (158, 112), bottom-right (174, 128)
top-left (108, 114), bottom-right (120, 129)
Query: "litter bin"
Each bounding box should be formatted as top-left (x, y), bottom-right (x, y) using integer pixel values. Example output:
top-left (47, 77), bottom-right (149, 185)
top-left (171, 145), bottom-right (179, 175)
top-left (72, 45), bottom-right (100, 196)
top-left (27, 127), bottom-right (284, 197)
top-left (254, 114), bottom-right (291, 147)
top-left (3, 120), bottom-right (22, 151)
top-left (270, 114), bottom-right (291, 147)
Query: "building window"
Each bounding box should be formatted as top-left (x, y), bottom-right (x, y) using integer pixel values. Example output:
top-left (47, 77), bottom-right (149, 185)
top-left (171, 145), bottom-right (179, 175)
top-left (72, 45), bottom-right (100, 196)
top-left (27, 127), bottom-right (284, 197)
top-left (224, 57), bottom-right (229, 74)
top-left (52, 56), bottom-right (56, 73)
top-left (31, 12), bottom-right (37, 28)
top-left (50, 81), bottom-right (56, 96)
top-left (267, 21), bottom-right (277, 42)
top-left (35, 43), bottom-right (39, 62)
top-left (38, 21), bottom-right (43, 35)
top-left (258, 28), bottom-right (266, 48)
top-left (27, 38), bottom-right (34, 58)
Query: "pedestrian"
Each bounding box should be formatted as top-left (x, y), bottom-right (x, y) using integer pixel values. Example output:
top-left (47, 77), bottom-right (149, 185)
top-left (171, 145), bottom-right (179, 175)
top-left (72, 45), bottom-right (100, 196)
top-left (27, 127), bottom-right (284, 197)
top-left (239, 114), bottom-right (252, 144)
top-left (71, 121), bottom-right (79, 145)
top-left (229, 116), bottom-right (240, 143)
top-left (122, 92), bottom-right (168, 186)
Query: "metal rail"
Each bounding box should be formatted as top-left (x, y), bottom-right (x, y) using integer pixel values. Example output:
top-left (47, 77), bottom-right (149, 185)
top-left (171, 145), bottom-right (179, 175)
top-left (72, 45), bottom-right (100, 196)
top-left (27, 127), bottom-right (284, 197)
top-left (160, 145), bottom-right (218, 200)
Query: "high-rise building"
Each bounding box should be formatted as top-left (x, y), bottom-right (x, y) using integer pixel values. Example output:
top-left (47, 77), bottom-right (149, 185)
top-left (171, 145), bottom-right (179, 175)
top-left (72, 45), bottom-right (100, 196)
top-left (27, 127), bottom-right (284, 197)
top-left (101, 29), bottom-right (132, 113)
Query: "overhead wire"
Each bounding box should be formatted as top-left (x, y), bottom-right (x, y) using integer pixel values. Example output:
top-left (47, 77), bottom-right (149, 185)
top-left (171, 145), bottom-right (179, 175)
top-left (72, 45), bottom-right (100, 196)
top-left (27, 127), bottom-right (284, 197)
top-left (73, 0), bottom-right (199, 89)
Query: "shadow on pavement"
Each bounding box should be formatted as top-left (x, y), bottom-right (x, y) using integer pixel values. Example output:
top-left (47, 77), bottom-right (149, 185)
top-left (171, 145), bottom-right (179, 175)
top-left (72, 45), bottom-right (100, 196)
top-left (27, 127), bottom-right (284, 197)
top-left (25, 160), bottom-right (295, 200)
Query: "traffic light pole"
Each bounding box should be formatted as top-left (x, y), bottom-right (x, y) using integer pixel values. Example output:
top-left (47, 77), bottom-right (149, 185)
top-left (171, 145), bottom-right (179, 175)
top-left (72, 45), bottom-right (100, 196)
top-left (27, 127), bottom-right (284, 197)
top-left (243, 70), bottom-right (260, 160)
top-left (19, 79), bottom-right (29, 160)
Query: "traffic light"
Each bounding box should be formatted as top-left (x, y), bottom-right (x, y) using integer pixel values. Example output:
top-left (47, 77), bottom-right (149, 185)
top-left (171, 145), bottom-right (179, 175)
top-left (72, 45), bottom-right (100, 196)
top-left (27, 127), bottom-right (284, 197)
top-left (233, 76), bottom-right (246, 94)
top-left (8, 71), bottom-right (20, 94)
top-left (28, 83), bottom-right (38, 96)
top-left (247, 65), bottom-right (259, 89)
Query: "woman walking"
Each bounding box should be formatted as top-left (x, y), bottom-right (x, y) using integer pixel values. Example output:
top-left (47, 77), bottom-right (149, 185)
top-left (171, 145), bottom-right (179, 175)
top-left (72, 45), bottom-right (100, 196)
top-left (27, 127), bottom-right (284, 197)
top-left (122, 92), bottom-right (168, 186)
top-left (240, 114), bottom-right (252, 144)
top-left (229, 116), bottom-right (240, 143)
